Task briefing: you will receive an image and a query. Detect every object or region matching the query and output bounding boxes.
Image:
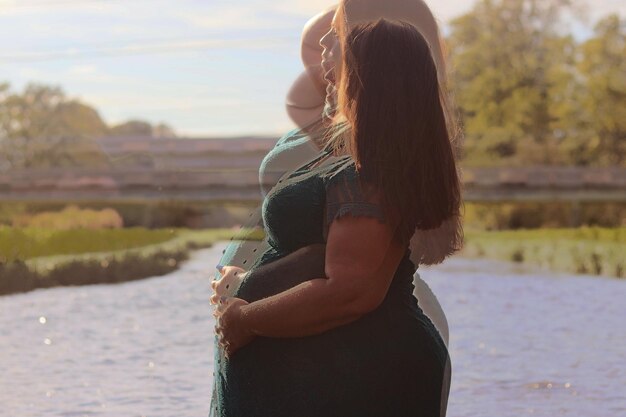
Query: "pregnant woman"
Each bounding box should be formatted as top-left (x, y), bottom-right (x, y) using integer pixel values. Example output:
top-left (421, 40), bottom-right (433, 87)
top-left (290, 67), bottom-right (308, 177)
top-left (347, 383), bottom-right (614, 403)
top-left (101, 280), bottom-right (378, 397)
top-left (210, 1), bottom-right (462, 416)
top-left (213, 0), bottom-right (453, 342)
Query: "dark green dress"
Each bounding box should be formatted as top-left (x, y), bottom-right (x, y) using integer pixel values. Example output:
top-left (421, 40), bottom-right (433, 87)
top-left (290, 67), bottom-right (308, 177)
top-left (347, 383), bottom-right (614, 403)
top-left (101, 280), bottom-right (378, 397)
top-left (213, 146), bottom-right (450, 417)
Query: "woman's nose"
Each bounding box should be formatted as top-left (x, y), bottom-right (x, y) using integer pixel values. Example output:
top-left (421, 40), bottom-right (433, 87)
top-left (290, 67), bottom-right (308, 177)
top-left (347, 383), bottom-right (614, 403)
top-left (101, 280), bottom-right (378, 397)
top-left (319, 30), bottom-right (331, 49)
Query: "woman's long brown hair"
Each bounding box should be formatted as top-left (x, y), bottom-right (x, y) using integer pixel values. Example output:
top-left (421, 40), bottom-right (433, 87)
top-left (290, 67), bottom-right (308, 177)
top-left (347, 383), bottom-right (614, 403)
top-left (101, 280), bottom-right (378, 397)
top-left (328, 13), bottom-right (462, 249)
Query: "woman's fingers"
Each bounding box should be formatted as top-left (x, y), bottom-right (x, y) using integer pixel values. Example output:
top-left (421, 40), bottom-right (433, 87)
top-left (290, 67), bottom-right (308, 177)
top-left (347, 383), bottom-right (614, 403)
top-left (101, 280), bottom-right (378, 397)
top-left (210, 266), bottom-right (246, 301)
top-left (213, 301), bottom-right (231, 348)
top-left (215, 297), bottom-right (229, 314)
top-left (213, 299), bottom-right (229, 326)
top-left (210, 277), bottom-right (229, 303)
top-left (210, 292), bottom-right (220, 305)
top-left (213, 296), bottom-right (251, 359)
top-left (210, 291), bottom-right (225, 305)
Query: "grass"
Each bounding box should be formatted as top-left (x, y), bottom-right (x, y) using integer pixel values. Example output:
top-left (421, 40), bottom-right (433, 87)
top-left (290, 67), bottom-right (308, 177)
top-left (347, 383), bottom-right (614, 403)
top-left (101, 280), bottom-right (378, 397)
top-left (0, 226), bottom-right (179, 262)
top-left (462, 227), bottom-right (626, 278)
top-left (0, 227), bottom-right (251, 296)
top-left (2, 224), bottom-right (623, 296)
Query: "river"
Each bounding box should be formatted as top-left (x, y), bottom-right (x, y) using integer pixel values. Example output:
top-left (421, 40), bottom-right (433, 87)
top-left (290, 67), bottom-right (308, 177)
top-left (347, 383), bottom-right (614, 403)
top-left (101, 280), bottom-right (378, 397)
top-left (1, 242), bottom-right (624, 417)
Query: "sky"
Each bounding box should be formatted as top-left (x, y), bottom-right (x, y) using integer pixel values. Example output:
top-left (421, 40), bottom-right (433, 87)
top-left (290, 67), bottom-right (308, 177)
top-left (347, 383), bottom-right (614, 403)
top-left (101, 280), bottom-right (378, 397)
top-left (0, 0), bottom-right (624, 137)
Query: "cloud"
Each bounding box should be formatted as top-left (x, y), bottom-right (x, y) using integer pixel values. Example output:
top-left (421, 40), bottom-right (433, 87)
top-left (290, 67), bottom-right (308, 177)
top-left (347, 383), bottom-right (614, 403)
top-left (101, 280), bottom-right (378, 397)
top-left (65, 65), bottom-right (130, 83)
top-left (2, 0), bottom-right (624, 137)
top-left (68, 64), bottom-right (97, 75)
top-left (260, 0), bottom-right (472, 22)
top-left (89, 93), bottom-right (250, 111)
top-left (264, 0), bottom-right (624, 23)
top-left (0, 37), bottom-right (293, 64)
top-left (176, 6), bottom-right (288, 30)
top-left (590, 0), bottom-right (626, 20)
top-left (0, 0), bottom-right (120, 17)
top-left (17, 67), bottom-right (47, 79)
top-left (269, 0), bottom-right (337, 16)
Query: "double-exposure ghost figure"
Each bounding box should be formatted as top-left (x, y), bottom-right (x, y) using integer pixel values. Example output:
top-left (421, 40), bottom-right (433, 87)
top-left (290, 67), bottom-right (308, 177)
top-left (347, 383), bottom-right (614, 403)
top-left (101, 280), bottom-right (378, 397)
top-left (209, 1), bottom-right (461, 416)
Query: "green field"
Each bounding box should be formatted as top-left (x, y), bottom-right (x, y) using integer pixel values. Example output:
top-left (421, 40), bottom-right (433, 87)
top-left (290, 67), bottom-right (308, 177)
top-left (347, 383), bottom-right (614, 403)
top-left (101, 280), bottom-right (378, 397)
top-left (463, 227), bottom-right (626, 278)
top-left (0, 227), bottom-right (244, 295)
top-left (0, 226), bottom-right (181, 262)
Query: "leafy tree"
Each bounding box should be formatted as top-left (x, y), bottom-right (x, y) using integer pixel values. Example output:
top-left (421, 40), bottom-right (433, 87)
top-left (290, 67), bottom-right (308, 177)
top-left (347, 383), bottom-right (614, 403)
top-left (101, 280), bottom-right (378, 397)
top-left (109, 120), bottom-right (153, 137)
top-left (0, 83), bottom-right (109, 169)
top-left (0, 82), bottom-right (179, 169)
top-left (109, 120), bottom-right (177, 138)
top-left (576, 14), bottom-right (626, 166)
top-left (152, 122), bottom-right (177, 138)
top-left (448, 0), bottom-right (578, 166)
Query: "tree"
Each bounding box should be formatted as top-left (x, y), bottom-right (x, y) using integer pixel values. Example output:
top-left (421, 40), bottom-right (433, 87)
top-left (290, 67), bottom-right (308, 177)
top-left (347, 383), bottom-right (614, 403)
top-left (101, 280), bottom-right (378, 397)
top-left (152, 122), bottom-right (177, 138)
top-left (0, 83), bottom-right (109, 169)
top-left (448, 0), bottom-right (578, 166)
top-left (0, 82), bottom-right (180, 169)
top-left (576, 14), bottom-right (626, 166)
top-left (109, 120), bottom-right (153, 136)
top-left (109, 120), bottom-right (177, 138)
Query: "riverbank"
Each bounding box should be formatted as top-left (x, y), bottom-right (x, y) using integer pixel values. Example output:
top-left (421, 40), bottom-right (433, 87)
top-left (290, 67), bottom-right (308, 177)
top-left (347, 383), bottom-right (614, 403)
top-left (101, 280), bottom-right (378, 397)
top-left (2, 226), bottom-right (623, 296)
top-left (463, 227), bottom-right (625, 278)
top-left (0, 228), bottom-right (238, 296)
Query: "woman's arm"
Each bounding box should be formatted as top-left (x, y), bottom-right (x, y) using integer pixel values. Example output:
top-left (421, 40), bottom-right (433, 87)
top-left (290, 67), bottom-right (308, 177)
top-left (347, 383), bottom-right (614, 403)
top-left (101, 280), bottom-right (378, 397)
top-left (216, 214), bottom-right (404, 354)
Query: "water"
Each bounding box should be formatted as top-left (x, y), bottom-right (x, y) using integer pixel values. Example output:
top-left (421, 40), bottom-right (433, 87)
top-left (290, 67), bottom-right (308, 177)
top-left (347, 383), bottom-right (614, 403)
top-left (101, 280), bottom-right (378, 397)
top-left (1, 242), bottom-right (624, 417)
top-left (422, 259), bottom-right (626, 417)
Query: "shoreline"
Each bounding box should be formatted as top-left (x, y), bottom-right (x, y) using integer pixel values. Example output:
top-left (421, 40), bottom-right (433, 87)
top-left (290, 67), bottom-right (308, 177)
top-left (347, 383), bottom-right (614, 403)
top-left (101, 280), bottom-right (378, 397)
top-left (0, 229), bottom-right (235, 296)
top-left (2, 227), bottom-right (623, 297)
top-left (462, 228), bottom-right (625, 279)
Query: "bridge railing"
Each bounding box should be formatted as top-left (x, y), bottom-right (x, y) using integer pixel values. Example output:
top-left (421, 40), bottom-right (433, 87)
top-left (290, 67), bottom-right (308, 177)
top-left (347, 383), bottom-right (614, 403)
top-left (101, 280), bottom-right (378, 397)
top-left (1, 166), bottom-right (624, 203)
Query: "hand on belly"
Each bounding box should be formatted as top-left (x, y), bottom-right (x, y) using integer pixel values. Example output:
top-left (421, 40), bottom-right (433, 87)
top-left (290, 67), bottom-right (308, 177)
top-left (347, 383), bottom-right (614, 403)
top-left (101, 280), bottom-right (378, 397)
top-left (210, 265), bottom-right (248, 303)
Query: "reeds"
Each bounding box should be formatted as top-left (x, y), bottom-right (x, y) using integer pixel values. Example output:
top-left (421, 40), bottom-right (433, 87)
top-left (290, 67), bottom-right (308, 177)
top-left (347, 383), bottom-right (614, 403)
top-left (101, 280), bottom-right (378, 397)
top-left (463, 227), bottom-right (626, 278)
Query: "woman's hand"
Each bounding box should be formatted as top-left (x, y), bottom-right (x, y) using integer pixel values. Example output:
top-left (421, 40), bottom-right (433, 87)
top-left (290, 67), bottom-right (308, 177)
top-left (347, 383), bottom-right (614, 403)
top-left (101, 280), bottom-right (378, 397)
top-left (214, 297), bottom-right (255, 358)
top-left (210, 265), bottom-right (247, 304)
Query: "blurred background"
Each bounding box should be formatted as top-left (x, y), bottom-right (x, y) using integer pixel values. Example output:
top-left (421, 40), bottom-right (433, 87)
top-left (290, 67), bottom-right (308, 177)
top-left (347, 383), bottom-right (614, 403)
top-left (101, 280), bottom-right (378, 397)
top-left (0, 1), bottom-right (624, 416)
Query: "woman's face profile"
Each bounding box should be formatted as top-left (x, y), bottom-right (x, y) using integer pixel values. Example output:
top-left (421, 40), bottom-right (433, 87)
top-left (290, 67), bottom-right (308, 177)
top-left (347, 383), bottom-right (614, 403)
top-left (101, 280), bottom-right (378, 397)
top-left (319, 14), bottom-right (341, 87)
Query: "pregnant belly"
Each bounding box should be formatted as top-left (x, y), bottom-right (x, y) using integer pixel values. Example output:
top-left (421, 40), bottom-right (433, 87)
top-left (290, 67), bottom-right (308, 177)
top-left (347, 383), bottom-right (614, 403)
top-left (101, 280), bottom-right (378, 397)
top-left (234, 245), bottom-right (326, 302)
top-left (221, 301), bottom-right (448, 416)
